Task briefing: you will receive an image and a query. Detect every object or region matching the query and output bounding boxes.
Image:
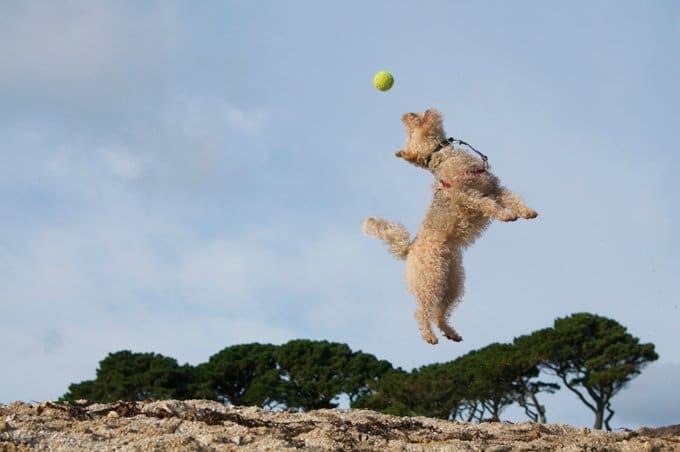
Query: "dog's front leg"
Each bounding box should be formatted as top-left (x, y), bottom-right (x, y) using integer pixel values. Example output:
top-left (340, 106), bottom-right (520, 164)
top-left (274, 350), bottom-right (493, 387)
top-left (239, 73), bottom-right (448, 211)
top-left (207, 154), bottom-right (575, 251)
top-left (395, 149), bottom-right (429, 168)
top-left (498, 188), bottom-right (538, 219)
top-left (460, 192), bottom-right (518, 222)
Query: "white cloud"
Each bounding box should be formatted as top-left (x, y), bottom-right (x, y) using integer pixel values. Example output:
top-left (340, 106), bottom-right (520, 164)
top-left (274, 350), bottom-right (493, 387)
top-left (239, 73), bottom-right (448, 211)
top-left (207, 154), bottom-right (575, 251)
top-left (0, 117), bottom-right (388, 401)
top-left (167, 95), bottom-right (271, 137)
top-left (225, 106), bottom-right (268, 134)
top-left (0, 2), bottom-right (117, 80)
top-left (178, 237), bottom-right (281, 304)
top-left (101, 146), bottom-right (147, 181)
top-left (0, 2), bottom-right (181, 83)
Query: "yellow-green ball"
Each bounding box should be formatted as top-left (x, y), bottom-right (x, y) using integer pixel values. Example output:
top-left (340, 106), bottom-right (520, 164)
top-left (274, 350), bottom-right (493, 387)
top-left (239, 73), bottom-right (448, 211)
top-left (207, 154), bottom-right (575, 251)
top-left (373, 71), bottom-right (394, 91)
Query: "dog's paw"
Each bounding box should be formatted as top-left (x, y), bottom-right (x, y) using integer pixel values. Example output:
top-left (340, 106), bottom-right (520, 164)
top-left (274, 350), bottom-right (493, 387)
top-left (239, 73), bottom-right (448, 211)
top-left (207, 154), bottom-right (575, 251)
top-left (499, 211), bottom-right (519, 222)
top-left (422, 333), bottom-right (439, 345)
top-left (520, 209), bottom-right (538, 219)
top-left (362, 217), bottom-right (377, 235)
top-left (445, 332), bottom-right (463, 342)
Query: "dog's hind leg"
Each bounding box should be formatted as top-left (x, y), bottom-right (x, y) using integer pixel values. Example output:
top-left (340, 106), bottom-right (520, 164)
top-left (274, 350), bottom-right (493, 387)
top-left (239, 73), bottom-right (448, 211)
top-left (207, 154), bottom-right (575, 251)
top-left (414, 306), bottom-right (439, 344)
top-left (405, 246), bottom-right (447, 345)
top-left (433, 251), bottom-right (464, 342)
top-left (497, 188), bottom-right (538, 219)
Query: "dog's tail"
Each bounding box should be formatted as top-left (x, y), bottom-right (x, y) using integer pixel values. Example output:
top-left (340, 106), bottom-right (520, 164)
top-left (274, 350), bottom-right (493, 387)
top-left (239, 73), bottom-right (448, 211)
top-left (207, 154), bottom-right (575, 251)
top-left (362, 217), bottom-right (411, 260)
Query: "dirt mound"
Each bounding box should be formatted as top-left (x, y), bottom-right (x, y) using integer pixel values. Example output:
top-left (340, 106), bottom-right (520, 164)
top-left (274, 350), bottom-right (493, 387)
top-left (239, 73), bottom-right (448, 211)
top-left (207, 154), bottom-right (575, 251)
top-left (1, 400), bottom-right (678, 451)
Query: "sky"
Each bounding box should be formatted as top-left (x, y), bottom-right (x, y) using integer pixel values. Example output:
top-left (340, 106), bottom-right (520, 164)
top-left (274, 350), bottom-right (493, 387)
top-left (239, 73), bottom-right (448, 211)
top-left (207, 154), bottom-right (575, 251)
top-left (1, 1), bottom-right (678, 429)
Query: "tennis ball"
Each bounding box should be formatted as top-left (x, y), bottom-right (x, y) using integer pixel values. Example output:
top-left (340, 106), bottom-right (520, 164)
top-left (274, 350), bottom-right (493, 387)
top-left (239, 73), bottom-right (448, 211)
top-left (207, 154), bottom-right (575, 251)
top-left (373, 70), bottom-right (394, 91)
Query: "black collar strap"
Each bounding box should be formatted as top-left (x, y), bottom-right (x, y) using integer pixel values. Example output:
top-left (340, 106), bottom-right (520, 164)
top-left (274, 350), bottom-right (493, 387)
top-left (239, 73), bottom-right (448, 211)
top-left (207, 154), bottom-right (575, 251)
top-left (432, 137), bottom-right (455, 154)
top-left (427, 137), bottom-right (489, 170)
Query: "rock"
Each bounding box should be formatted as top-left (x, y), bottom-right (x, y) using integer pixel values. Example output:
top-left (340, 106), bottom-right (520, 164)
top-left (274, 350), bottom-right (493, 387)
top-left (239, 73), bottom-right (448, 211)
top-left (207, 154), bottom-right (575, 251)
top-left (0, 400), bottom-right (678, 451)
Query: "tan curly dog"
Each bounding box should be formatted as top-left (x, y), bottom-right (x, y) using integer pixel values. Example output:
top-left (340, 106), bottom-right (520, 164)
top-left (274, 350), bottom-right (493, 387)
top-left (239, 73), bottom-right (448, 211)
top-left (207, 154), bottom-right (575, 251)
top-left (364, 109), bottom-right (537, 344)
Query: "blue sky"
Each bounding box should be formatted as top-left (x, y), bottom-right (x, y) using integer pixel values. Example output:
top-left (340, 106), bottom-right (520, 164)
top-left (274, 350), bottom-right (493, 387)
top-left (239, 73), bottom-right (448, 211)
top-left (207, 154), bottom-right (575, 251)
top-left (1, 1), bottom-right (678, 428)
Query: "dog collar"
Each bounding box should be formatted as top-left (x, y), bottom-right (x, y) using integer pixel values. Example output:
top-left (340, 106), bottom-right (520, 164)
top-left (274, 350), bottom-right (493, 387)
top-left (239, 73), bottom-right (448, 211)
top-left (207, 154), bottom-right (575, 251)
top-left (425, 139), bottom-right (451, 168)
top-left (427, 137), bottom-right (490, 170)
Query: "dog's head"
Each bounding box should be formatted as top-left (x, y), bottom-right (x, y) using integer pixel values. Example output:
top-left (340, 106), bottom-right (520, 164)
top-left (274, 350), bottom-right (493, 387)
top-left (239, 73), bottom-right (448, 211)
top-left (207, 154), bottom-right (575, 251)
top-left (395, 109), bottom-right (446, 169)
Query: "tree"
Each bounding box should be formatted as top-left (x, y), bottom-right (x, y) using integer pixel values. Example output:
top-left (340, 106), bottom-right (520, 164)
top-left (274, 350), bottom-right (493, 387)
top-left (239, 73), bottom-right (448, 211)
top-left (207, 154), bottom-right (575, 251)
top-left (510, 342), bottom-right (560, 423)
top-left (60, 379), bottom-right (102, 403)
top-left (515, 313), bottom-right (658, 430)
top-left (61, 350), bottom-right (194, 402)
top-left (352, 366), bottom-right (463, 419)
top-left (201, 343), bottom-right (282, 408)
top-left (452, 343), bottom-right (556, 423)
top-left (455, 344), bottom-right (515, 422)
top-left (514, 380), bottom-right (560, 424)
top-left (343, 350), bottom-right (394, 405)
top-left (351, 369), bottom-right (415, 416)
top-left (353, 344), bottom-right (556, 423)
top-left (408, 363), bottom-right (466, 420)
top-left (275, 339), bottom-right (356, 410)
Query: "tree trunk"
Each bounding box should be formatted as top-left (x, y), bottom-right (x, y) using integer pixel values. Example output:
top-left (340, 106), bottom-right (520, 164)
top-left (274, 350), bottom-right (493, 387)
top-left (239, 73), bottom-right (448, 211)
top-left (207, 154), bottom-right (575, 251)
top-left (593, 406), bottom-right (604, 430)
top-left (536, 401), bottom-right (546, 424)
top-left (529, 391), bottom-right (547, 423)
top-left (604, 403), bottom-right (615, 431)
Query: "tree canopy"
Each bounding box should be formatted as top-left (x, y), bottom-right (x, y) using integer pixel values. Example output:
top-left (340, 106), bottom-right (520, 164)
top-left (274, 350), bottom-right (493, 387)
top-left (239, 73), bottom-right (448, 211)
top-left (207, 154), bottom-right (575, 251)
top-left (62, 351), bottom-right (194, 402)
top-left (61, 313), bottom-right (658, 429)
top-left (354, 342), bottom-right (556, 423)
top-left (514, 312), bottom-right (658, 430)
top-left (200, 343), bottom-right (282, 408)
top-left (353, 365), bottom-right (463, 419)
top-left (275, 339), bottom-right (356, 410)
top-left (453, 342), bottom-right (552, 422)
top-left (274, 339), bottom-right (393, 410)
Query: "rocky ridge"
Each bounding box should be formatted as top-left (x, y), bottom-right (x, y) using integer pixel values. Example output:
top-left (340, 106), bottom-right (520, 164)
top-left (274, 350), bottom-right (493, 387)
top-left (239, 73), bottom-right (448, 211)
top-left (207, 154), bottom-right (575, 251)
top-left (1, 400), bottom-right (678, 451)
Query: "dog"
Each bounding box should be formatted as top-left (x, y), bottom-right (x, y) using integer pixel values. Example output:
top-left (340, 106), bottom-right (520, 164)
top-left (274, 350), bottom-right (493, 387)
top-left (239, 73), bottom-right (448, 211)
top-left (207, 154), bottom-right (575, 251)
top-left (363, 109), bottom-right (537, 344)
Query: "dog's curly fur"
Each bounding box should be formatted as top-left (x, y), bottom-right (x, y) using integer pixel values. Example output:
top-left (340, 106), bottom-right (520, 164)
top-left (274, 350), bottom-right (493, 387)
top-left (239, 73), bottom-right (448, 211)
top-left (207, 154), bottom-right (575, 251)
top-left (364, 109), bottom-right (537, 344)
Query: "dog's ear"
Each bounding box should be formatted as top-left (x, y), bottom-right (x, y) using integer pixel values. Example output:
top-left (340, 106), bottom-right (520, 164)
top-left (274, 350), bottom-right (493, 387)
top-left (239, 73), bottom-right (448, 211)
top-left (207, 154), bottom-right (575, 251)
top-left (401, 112), bottom-right (421, 128)
top-left (422, 109), bottom-right (442, 125)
